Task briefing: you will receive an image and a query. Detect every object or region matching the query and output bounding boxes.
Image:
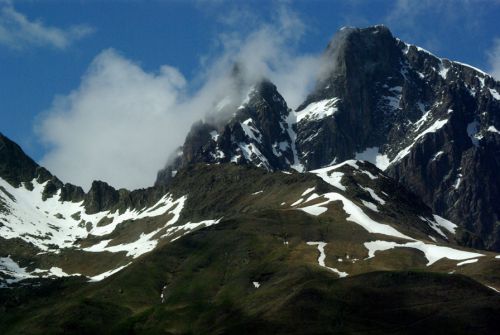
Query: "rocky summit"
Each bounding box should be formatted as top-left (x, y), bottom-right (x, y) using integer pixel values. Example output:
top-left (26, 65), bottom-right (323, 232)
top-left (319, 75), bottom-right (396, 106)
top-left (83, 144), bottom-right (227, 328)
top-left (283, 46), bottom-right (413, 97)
top-left (159, 25), bottom-right (500, 252)
top-left (1, 25), bottom-right (500, 334)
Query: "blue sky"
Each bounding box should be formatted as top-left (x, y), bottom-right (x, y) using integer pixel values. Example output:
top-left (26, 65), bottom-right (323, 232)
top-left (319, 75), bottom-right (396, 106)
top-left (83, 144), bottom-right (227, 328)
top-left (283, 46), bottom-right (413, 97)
top-left (1, 0), bottom-right (499, 189)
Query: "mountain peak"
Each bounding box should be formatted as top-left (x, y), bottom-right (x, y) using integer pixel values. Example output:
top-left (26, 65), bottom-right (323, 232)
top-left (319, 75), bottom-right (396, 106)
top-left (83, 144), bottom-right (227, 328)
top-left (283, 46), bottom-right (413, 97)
top-left (155, 78), bottom-right (297, 186)
top-left (0, 132), bottom-right (40, 187)
top-left (294, 25), bottom-right (500, 251)
top-left (297, 25), bottom-right (401, 113)
top-left (329, 24), bottom-right (393, 46)
top-left (325, 25), bottom-right (396, 59)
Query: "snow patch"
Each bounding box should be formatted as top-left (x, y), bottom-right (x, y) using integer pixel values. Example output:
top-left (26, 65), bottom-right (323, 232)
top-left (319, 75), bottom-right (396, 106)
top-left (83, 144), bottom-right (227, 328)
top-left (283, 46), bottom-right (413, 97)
top-left (88, 263), bottom-right (131, 282)
top-left (487, 125), bottom-right (500, 134)
top-left (163, 219), bottom-right (221, 241)
top-left (298, 192), bottom-right (412, 240)
top-left (453, 174), bottom-right (463, 189)
top-left (432, 151), bottom-right (444, 161)
top-left (419, 215), bottom-right (457, 241)
top-left (311, 165), bottom-right (347, 191)
top-left (271, 141), bottom-right (290, 157)
top-left (0, 256), bottom-right (36, 285)
top-left (307, 242), bottom-right (348, 278)
top-left (415, 119), bottom-right (448, 142)
top-left (487, 285), bottom-right (499, 293)
top-left (432, 215), bottom-right (457, 234)
top-left (361, 200), bottom-right (379, 212)
top-left (489, 88), bottom-right (500, 100)
top-left (301, 187), bottom-right (315, 196)
top-left (360, 187), bottom-right (386, 205)
top-left (296, 98), bottom-right (340, 122)
top-left (316, 171), bottom-right (345, 191)
top-left (414, 109), bottom-right (432, 131)
top-left (305, 193), bottom-right (320, 202)
top-left (382, 95), bottom-right (401, 110)
top-left (391, 119), bottom-right (448, 164)
top-left (84, 196), bottom-right (187, 258)
top-left (241, 118), bottom-right (263, 143)
top-left (286, 112), bottom-right (305, 173)
top-left (238, 142), bottom-right (271, 170)
top-left (456, 258), bottom-right (478, 266)
top-left (364, 240), bottom-right (483, 266)
top-left (299, 205), bottom-right (328, 216)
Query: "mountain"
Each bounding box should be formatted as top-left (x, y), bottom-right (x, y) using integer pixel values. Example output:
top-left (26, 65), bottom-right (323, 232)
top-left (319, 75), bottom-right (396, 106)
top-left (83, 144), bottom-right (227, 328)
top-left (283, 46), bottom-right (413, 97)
top-left (2, 25), bottom-right (500, 334)
top-left (4, 130), bottom-right (493, 284)
top-left (2, 132), bottom-right (500, 333)
top-left (0, 132), bottom-right (184, 282)
top-left (158, 25), bottom-right (500, 252)
top-left (155, 79), bottom-right (301, 186)
top-left (296, 25), bottom-right (500, 252)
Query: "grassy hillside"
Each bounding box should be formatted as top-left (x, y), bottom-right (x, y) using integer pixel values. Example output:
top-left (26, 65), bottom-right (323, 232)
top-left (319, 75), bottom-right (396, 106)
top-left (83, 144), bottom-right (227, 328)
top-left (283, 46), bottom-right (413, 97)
top-left (1, 208), bottom-right (499, 334)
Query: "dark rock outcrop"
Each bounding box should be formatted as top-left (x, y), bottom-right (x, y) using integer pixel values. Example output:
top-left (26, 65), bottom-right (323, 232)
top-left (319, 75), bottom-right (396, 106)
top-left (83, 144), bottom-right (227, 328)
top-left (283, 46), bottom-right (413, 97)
top-left (292, 26), bottom-right (500, 251)
top-left (155, 79), bottom-right (298, 186)
top-left (83, 181), bottom-right (120, 214)
top-left (0, 133), bottom-right (85, 202)
top-left (0, 133), bottom-right (39, 187)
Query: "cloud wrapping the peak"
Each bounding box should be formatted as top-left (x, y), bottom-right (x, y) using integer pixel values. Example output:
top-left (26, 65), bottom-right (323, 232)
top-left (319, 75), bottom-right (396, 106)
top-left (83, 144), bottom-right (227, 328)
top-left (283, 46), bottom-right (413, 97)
top-left (0, 1), bottom-right (94, 50)
top-left (37, 6), bottom-right (326, 190)
top-left (202, 5), bottom-right (322, 109)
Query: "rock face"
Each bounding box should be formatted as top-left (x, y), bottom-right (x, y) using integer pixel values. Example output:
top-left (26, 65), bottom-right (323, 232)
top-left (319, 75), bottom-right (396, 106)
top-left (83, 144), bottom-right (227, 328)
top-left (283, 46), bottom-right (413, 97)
top-left (0, 133), bottom-right (42, 187)
top-left (83, 180), bottom-right (120, 214)
top-left (296, 25), bottom-right (500, 250)
top-left (295, 26), bottom-right (408, 168)
top-left (0, 133), bottom-right (85, 201)
top-left (157, 26), bottom-right (500, 251)
top-left (155, 79), bottom-right (299, 186)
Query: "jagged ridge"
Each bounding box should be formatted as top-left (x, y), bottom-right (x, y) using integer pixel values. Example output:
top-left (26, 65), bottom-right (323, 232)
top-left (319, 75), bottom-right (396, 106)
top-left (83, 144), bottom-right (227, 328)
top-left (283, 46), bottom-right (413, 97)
top-left (159, 25), bottom-right (500, 251)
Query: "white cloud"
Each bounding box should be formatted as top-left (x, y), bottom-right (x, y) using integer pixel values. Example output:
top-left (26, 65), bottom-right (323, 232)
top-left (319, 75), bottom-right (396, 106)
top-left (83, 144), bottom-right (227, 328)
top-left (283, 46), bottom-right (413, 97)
top-left (202, 5), bottom-right (321, 109)
top-left (37, 49), bottom-right (190, 190)
top-left (36, 6), bottom-right (326, 191)
top-left (488, 38), bottom-right (500, 80)
top-left (0, 0), bottom-right (94, 50)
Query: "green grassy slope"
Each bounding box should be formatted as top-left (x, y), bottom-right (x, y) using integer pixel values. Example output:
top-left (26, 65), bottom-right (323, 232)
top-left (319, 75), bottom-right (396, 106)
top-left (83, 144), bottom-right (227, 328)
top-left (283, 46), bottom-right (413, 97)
top-left (1, 209), bottom-right (499, 334)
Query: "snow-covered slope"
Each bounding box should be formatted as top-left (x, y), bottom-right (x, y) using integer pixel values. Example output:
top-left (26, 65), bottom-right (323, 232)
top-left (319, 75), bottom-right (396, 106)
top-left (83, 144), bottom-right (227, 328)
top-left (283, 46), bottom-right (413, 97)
top-left (0, 177), bottom-right (186, 251)
top-left (0, 134), bottom-right (226, 285)
top-left (0, 174), bottom-right (227, 285)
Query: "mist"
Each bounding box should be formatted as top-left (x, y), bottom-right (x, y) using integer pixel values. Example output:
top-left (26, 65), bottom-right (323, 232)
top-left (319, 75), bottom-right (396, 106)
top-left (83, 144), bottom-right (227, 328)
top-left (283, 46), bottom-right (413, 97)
top-left (36, 7), bottom-right (326, 191)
